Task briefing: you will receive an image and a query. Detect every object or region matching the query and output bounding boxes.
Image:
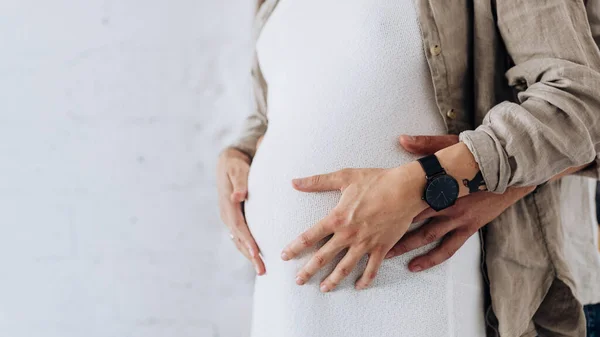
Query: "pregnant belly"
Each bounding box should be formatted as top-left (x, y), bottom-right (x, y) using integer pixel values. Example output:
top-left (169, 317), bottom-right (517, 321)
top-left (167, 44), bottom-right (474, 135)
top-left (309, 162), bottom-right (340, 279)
top-left (244, 108), bottom-right (448, 274)
top-left (244, 111), bottom-right (484, 337)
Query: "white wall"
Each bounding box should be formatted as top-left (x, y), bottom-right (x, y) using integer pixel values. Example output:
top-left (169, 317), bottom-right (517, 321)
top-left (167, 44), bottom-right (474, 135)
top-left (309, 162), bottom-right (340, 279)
top-left (0, 1), bottom-right (256, 336)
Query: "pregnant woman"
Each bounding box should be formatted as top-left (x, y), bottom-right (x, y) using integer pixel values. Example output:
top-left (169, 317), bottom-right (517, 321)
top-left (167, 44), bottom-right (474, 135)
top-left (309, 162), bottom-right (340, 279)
top-left (222, 0), bottom-right (484, 336)
top-left (218, 0), bottom-right (600, 336)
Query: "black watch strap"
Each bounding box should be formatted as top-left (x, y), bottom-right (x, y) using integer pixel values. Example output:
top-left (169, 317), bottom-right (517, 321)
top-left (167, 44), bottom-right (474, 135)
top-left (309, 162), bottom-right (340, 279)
top-left (462, 171), bottom-right (487, 193)
top-left (417, 155), bottom-right (444, 178)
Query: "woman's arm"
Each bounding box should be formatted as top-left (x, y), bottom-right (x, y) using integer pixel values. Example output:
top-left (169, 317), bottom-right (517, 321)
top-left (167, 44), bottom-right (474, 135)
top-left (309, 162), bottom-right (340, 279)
top-left (226, 0), bottom-right (269, 159)
top-left (214, 0), bottom-right (270, 275)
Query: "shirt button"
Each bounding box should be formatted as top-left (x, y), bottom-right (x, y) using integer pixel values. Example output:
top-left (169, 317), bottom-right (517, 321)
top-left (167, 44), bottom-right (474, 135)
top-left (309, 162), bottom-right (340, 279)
top-left (446, 109), bottom-right (457, 119)
top-left (430, 44), bottom-right (442, 56)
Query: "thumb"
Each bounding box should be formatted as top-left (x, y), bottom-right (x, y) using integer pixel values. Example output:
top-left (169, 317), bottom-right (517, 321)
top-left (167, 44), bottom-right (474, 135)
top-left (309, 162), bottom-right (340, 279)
top-left (399, 135), bottom-right (459, 155)
top-left (229, 166), bottom-right (249, 202)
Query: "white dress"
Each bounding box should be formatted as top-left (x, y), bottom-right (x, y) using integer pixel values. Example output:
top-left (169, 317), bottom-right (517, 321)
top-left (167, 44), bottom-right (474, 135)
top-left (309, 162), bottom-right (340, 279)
top-left (244, 0), bottom-right (486, 336)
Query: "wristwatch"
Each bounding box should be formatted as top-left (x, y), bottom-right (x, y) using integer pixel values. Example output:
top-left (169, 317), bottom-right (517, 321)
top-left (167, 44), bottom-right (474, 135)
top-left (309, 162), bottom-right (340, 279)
top-left (417, 154), bottom-right (459, 211)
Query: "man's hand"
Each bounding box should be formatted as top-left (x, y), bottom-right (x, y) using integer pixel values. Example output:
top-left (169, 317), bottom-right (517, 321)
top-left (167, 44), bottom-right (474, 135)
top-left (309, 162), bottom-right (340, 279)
top-left (384, 135), bottom-right (534, 272)
top-left (386, 184), bottom-right (534, 271)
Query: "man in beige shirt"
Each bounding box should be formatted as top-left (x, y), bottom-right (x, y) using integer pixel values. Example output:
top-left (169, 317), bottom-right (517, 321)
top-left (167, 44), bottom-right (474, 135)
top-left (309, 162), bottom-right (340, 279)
top-left (218, 0), bottom-right (600, 336)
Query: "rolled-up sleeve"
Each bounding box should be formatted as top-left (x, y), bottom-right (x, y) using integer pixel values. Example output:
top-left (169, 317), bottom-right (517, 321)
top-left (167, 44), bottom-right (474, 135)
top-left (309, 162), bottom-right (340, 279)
top-left (459, 0), bottom-right (600, 193)
top-left (588, 0), bottom-right (600, 46)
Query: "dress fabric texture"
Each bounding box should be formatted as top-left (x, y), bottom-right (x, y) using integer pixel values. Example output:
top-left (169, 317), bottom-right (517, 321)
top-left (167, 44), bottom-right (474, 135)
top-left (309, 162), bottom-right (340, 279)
top-left (244, 1), bottom-right (485, 336)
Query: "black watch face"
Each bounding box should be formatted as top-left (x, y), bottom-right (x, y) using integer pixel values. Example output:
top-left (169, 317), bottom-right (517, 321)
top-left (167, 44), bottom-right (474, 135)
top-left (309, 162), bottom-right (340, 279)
top-left (424, 174), bottom-right (459, 211)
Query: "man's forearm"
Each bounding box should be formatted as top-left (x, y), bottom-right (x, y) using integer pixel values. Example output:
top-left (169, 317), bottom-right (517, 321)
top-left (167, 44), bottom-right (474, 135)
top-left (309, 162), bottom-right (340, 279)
top-left (423, 141), bottom-right (591, 201)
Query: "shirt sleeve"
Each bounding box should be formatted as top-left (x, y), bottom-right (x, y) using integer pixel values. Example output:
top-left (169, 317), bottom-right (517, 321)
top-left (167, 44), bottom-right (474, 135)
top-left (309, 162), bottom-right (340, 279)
top-left (224, 1), bottom-right (273, 159)
top-left (226, 52), bottom-right (268, 159)
top-left (458, 0), bottom-right (600, 193)
top-left (588, 0), bottom-right (600, 46)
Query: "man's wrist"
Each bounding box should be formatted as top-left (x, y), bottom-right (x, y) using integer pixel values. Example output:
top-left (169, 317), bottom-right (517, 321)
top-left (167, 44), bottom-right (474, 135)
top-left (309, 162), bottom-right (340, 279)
top-left (434, 142), bottom-right (481, 198)
top-left (392, 142), bottom-right (483, 213)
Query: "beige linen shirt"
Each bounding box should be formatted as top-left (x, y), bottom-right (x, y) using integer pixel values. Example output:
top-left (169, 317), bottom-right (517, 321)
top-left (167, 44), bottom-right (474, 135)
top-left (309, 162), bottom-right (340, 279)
top-left (227, 0), bottom-right (600, 336)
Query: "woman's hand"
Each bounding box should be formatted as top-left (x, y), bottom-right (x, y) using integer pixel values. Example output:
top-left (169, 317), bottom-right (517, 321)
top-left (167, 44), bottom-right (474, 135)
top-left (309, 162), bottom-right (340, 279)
top-left (217, 146), bottom-right (265, 275)
top-left (384, 135), bottom-right (534, 271)
top-left (280, 163), bottom-right (430, 292)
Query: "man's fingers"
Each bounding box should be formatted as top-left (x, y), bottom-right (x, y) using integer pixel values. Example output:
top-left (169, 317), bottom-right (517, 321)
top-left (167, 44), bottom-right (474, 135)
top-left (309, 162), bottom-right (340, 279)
top-left (320, 247), bottom-right (364, 292)
top-left (228, 166), bottom-right (249, 202)
top-left (295, 237), bottom-right (345, 285)
top-left (355, 249), bottom-right (386, 290)
top-left (385, 218), bottom-right (455, 259)
top-left (399, 135), bottom-right (460, 155)
top-left (408, 229), bottom-right (473, 272)
top-left (281, 215), bottom-right (332, 261)
top-left (291, 169), bottom-right (351, 192)
top-left (413, 207), bottom-right (437, 222)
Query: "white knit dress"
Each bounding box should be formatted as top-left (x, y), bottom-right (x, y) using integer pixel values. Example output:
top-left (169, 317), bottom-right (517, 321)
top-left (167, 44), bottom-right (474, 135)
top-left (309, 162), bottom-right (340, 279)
top-left (244, 0), bottom-right (486, 336)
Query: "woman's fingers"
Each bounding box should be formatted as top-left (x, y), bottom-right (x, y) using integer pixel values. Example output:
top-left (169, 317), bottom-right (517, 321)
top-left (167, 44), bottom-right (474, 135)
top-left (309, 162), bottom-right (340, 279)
top-left (231, 204), bottom-right (266, 275)
top-left (295, 236), bottom-right (345, 285)
top-left (217, 149), bottom-right (264, 273)
top-left (355, 249), bottom-right (386, 290)
top-left (281, 214), bottom-right (332, 261)
top-left (320, 247), bottom-right (364, 292)
top-left (231, 234), bottom-right (266, 275)
top-left (385, 218), bottom-right (456, 259)
top-left (407, 228), bottom-right (473, 272)
top-left (291, 169), bottom-right (351, 192)
top-left (232, 235), bottom-right (252, 260)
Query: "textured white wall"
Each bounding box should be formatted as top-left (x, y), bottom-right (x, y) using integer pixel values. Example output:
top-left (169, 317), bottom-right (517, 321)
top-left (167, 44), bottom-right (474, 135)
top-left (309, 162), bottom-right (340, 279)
top-left (0, 1), bottom-right (255, 336)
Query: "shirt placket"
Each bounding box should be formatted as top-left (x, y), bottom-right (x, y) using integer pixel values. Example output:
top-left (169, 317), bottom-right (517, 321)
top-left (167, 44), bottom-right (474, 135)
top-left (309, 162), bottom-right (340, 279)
top-left (417, 1), bottom-right (472, 135)
top-left (416, 0), bottom-right (494, 333)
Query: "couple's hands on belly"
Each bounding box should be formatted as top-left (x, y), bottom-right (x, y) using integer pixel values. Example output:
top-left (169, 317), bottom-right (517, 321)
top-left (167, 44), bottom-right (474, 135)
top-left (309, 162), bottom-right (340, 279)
top-left (217, 147), bottom-right (265, 275)
top-left (280, 164), bottom-right (430, 292)
top-left (279, 134), bottom-right (536, 292)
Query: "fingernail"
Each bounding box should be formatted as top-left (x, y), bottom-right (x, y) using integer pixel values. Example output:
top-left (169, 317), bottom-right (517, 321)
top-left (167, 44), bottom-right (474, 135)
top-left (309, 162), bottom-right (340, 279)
top-left (292, 178), bottom-right (303, 187)
top-left (403, 135), bottom-right (415, 142)
top-left (385, 251), bottom-right (393, 259)
top-left (281, 251), bottom-right (289, 261)
top-left (296, 276), bottom-right (305, 285)
top-left (410, 265), bottom-right (423, 272)
top-left (255, 265), bottom-right (261, 274)
top-left (320, 284), bottom-right (330, 292)
top-left (355, 283), bottom-right (367, 290)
